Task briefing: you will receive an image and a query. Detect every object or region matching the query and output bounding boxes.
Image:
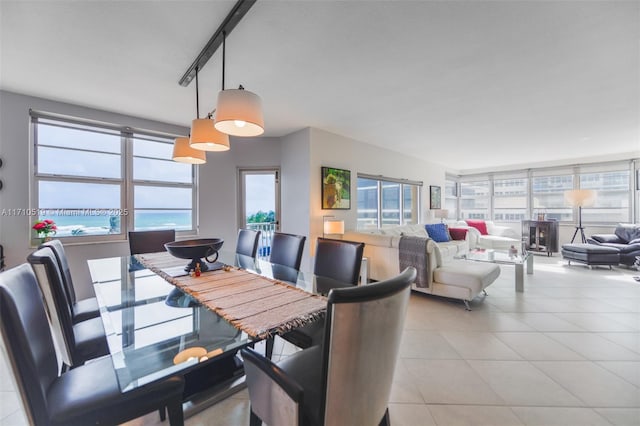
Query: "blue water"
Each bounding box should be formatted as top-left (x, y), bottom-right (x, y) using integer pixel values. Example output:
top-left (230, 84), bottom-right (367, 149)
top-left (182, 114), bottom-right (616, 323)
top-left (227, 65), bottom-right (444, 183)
top-left (44, 211), bottom-right (191, 236)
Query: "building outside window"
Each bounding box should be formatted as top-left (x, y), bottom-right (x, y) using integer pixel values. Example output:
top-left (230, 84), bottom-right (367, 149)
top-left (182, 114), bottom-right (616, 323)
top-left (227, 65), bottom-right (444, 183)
top-left (493, 176), bottom-right (527, 222)
top-left (459, 180), bottom-right (490, 220)
top-left (579, 168), bottom-right (630, 223)
top-left (444, 177), bottom-right (458, 220)
top-left (357, 175), bottom-right (421, 230)
top-left (31, 113), bottom-right (196, 242)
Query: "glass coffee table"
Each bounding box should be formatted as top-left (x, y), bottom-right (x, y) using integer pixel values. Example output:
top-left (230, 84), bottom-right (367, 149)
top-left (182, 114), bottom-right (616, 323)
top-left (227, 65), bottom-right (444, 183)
top-left (456, 249), bottom-right (533, 292)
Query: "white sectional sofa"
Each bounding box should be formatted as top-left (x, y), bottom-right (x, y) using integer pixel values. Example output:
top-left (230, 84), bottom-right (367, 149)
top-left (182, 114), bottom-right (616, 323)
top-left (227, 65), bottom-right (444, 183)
top-left (343, 224), bottom-right (500, 309)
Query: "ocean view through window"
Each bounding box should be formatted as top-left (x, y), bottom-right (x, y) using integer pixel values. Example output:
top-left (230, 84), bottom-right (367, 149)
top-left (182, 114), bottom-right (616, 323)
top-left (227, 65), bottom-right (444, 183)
top-left (31, 112), bottom-right (196, 241)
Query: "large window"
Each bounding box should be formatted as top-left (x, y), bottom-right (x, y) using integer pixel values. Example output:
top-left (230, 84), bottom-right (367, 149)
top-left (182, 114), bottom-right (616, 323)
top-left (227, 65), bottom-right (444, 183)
top-left (493, 177), bottom-right (528, 221)
top-left (448, 160), bottom-right (636, 224)
top-left (531, 173), bottom-right (573, 221)
top-left (580, 168), bottom-right (630, 223)
top-left (357, 175), bottom-right (421, 230)
top-left (459, 180), bottom-right (489, 220)
top-left (444, 177), bottom-right (458, 220)
top-left (32, 113), bottom-right (196, 241)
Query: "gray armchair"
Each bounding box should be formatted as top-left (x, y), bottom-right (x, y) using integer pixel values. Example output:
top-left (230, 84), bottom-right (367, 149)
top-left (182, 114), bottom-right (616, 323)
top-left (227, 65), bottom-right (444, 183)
top-left (241, 266), bottom-right (416, 426)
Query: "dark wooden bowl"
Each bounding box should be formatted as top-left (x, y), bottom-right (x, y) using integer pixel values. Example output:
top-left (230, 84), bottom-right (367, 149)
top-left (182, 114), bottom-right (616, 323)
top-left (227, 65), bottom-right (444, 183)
top-left (164, 238), bottom-right (224, 272)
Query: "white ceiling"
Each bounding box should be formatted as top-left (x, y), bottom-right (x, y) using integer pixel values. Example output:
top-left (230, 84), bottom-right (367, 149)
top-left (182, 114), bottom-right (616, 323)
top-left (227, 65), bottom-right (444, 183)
top-left (1, 1), bottom-right (638, 172)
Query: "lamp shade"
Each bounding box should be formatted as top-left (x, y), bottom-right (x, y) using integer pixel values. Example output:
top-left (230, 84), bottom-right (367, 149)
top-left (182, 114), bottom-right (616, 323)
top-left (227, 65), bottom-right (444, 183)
top-left (189, 118), bottom-right (230, 151)
top-left (323, 219), bottom-right (344, 235)
top-left (565, 189), bottom-right (596, 207)
top-left (172, 137), bottom-right (206, 164)
top-left (434, 209), bottom-right (449, 219)
top-left (214, 88), bottom-right (264, 137)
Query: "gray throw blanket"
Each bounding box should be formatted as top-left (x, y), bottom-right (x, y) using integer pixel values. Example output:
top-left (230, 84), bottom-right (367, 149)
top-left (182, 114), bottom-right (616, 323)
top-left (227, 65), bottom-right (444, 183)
top-left (399, 236), bottom-right (430, 288)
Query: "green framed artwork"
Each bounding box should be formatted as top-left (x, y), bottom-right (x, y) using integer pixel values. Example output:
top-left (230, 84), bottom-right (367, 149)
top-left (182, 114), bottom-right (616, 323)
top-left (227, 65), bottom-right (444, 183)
top-left (322, 167), bottom-right (350, 209)
top-left (430, 185), bottom-right (441, 209)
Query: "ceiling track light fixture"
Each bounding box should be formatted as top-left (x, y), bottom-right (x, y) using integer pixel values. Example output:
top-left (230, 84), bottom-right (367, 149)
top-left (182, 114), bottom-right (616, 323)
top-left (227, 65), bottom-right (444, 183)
top-left (214, 30), bottom-right (265, 137)
top-left (189, 67), bottom-right (230, 151)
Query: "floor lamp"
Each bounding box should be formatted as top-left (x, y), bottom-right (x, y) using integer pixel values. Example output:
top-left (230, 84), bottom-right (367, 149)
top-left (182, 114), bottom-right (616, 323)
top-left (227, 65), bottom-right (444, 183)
top-left (565, 189), bottom-right (596, 243)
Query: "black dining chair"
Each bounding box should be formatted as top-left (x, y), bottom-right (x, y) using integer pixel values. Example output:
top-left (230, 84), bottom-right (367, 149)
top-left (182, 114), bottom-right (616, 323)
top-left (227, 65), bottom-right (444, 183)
top-left (40, 239), bottom-right (100, 323)
top-left (242, 267), bottom-right (416, 426)
top-left (236, 228), bottom-right (261, 258)
top-left (0, 263), bottom-right (185, 426)
top-left (269, 232), bottom-right (306, 270)
top-left (266, 238), bottom-right (364, 358)
top-left (129, 229), bottom-right (176, 255)
top-left (314, 237), bottom-right (365, 288)
top-left (235, 229), bottom-right (262, 270)
top-left (27, 247), bottom-right (109, 368)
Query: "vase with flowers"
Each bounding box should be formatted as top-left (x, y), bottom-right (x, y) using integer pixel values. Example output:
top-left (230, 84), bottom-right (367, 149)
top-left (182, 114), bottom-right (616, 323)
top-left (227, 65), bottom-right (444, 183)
top-left (33, 219), bottom-right (57, 242)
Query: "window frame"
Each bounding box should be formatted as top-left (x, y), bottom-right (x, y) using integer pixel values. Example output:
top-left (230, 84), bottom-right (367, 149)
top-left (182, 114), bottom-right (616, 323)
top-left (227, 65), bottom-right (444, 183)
top-left (356, 174), bottom-right (422, 230)
top-left (30, 111), bottom-right (198, 244)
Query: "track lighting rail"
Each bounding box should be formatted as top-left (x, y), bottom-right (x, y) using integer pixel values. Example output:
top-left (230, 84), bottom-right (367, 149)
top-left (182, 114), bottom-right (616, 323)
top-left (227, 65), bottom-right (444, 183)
top-left (178, 0), bottom-right (257, 87)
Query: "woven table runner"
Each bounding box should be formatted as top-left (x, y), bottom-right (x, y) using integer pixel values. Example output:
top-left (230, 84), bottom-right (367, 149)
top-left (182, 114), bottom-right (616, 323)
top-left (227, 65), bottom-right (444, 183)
top-left (135, 252), bottom-right (327, 339)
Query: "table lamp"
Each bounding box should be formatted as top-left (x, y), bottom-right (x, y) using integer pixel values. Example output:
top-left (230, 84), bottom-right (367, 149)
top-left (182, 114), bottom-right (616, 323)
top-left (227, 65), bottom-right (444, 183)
top-left (323, 216), bottom-right (345, 238)
top-left (565, 189), bottom-right (596, 243)
top-left (433, 209), bottom-right (449, 223)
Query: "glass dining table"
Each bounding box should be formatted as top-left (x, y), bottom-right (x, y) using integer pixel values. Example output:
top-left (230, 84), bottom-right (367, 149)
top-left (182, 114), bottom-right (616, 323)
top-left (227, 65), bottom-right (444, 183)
top-left (87, 250), bottom-right (330, 416)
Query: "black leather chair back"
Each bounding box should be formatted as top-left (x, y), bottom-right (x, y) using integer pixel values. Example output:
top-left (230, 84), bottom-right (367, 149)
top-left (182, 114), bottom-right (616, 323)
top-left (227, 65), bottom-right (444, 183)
top-left (0, 264), bottom-right (59, 425)
top-left (129, 229), bottom-right (176, 255)
top-left (236, 228), bottom-right (261, 258)
top-left (27, 247), bottom-right (76, 366)
top-left (269, 232), bottom-right (306, 270)
top-left (40, 239), bottom-right (76, 305)
top-left (314, 238), bottom-right (364, 285)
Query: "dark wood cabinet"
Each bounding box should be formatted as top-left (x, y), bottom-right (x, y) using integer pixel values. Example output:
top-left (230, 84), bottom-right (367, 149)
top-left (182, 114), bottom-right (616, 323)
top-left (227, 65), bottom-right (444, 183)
top-left (522, 220), bottom-right (558, 256)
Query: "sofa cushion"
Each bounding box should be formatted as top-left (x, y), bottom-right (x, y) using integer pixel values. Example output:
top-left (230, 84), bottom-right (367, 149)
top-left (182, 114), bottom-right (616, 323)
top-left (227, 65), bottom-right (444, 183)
top-left (425, 223), bottom-right (449, 243)
top-left (465, 219), bottom-right (488, 235)
top-left (614, 224), bottom-right (640, 244)
top-left (449, 228), bottom-right (468, 241)
top-left (434, 260), bottom-right (500, 294)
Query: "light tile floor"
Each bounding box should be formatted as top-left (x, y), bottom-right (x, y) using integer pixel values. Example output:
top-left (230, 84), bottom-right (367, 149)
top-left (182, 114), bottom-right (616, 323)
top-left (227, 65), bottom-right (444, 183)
top-left (1, 255), bottom-right (639, 425)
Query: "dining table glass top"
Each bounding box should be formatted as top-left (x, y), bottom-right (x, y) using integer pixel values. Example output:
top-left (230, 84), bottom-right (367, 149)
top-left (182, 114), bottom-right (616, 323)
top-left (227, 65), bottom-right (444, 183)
top-left (87, 250), bottom-right (318, 393)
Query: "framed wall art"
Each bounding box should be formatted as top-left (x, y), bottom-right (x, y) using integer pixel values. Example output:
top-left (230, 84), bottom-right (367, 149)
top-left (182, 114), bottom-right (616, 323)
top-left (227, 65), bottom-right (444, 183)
top-left (430, 185), bottom-right (441, 209)
top-left (322, 167), bottom-right (351, 209)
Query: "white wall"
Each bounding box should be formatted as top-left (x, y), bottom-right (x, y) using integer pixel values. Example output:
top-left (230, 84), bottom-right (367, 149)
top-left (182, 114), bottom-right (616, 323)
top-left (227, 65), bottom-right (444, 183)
top-left (280, 128), bottom-right (312, 269)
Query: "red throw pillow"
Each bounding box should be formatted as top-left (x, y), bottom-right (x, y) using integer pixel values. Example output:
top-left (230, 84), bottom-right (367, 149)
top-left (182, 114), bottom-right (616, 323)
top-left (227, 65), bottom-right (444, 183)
top-left (465, 219), bottom-right (488, 235)
top-left (449, 227), bottom-right (468, 241)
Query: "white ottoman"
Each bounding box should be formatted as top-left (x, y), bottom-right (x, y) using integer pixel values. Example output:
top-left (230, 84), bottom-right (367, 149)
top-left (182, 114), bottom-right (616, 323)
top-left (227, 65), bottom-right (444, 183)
top-left (432, 260), bottom-right (500, 310)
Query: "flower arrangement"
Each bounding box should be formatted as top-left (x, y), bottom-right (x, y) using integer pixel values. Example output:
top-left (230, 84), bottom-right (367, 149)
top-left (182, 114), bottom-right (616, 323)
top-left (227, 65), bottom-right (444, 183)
top-left (33, 219), bottom-right (57, 240)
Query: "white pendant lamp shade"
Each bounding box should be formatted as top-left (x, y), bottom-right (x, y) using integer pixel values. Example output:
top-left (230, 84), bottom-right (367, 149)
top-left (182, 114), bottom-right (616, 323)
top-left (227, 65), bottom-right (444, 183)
top-left (214, 88), bottom-right (264, 137)
top-left (189, 118), bottom-right (230, 151)
top-left (172, 137), bottom-right (206, 164)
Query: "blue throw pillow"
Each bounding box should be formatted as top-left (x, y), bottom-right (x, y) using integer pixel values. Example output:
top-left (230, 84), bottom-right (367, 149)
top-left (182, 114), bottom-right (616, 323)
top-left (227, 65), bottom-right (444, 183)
top-left (425, 223), bottom-right (450, 243)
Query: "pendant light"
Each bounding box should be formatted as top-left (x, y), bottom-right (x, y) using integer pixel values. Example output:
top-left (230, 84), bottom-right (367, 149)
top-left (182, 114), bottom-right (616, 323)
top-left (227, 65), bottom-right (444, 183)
top-left (214, 31), bottom-right (264, 137)
top-left (172, 137), bottom-right (206, 164)
top-left (189, 67), bottom-right (230, 151)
